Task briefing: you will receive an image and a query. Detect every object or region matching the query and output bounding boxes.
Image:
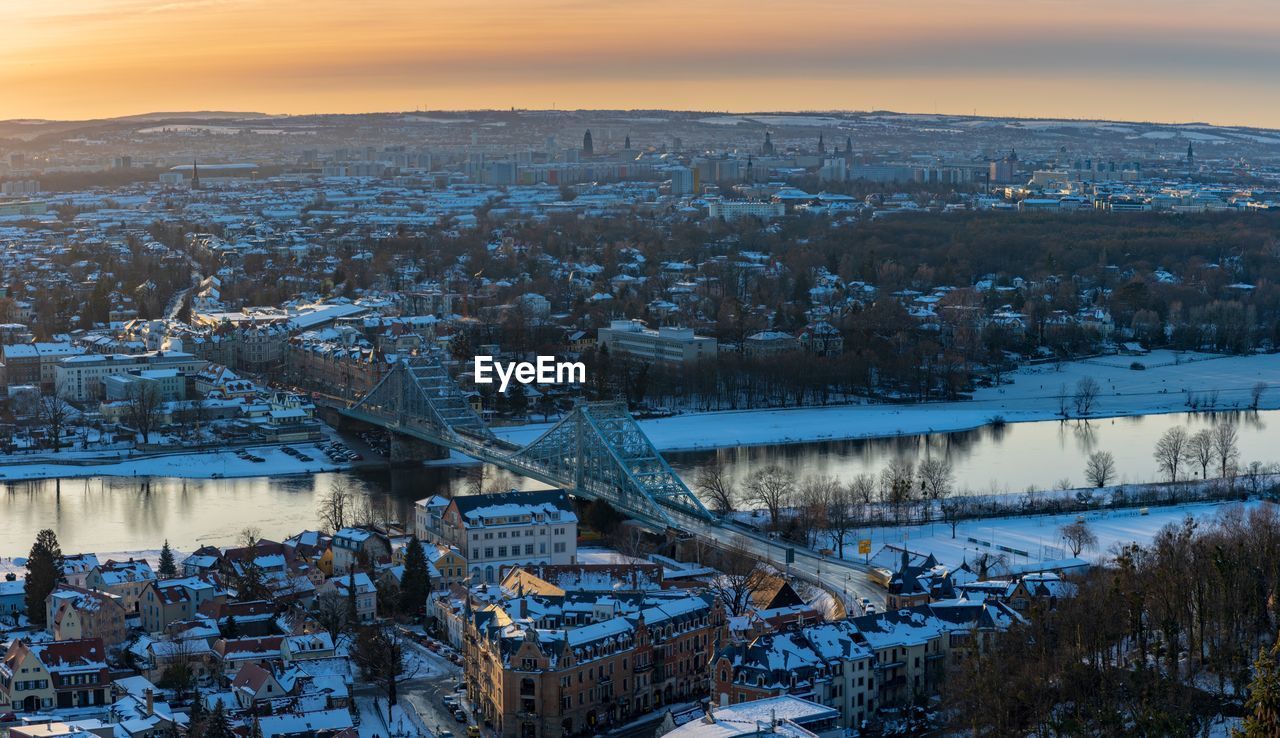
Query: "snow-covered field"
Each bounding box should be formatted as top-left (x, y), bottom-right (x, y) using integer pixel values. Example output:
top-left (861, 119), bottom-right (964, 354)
top-left (495, 350), bottom-right (1280, 453)
top-left (842, 500), bottom-right (1264, 571)
top-left (0, 441), bottom-right (355, 482)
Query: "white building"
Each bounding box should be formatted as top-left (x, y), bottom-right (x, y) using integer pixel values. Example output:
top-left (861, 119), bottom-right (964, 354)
top-left (55, 351), bottom-right (204, 402)
top-left (706, 200), bottom-right (785, 222)
top-left (415, 490), bottom-right (577, 584)
top-left (597, 319), bottom-right (718, 367)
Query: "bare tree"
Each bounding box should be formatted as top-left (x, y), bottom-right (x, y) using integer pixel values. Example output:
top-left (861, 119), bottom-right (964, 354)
top-left (879, 458), bottom-right (915, 524)
top-left (795, 475), bottom-right (838, 548)
top-left (706, 539), bottom-right (767, 616)
top-left (351, 624), bottom-right (419, 707)
top-left (1153, 426), bottom-right (1189, 483)
top-left (313, 590), bottom-right (354, 641)
top-left (825, 483), bottom-right (857, 557)
top-left (848, 473), bottom-right (876, 521)
top-left (744, 464), bottom-right (795, 528)
top-left (1188, 429), bottom-right (1214, 480)
top-left (917, 457), bottom-right (954, 506)
top-left (695, 458), bottom-right (737, 515)
top-left (1073, 376), bottom-right (1101, 417)
top-left (37, 387), bottom-right (74, 453)
top-left (317, 478), bottom-right (354, 533)
top-left (1251, 382), bottom-right (1268, 411)
top-left (124, 381), bottom-right (165, 445)
top-left (1212, 422), bottom-right (1240, 478)
top-left (940, 497), bottom-right (969, 539)
top-left (1057, 383), bottom-right (1071, 419)
top-left (239, 526), bottom-right (262, 549)
top-left (1084, 451), bottom-right (1117, 488)
top-left (1060, 520), bottom-right (1098, 557)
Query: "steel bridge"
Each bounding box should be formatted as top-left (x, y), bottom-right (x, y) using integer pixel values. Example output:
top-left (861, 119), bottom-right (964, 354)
top-left (339, 354), bottom-right (714, 528)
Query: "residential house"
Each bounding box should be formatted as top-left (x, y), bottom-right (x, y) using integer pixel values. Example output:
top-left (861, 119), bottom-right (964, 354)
top-left (46, 585), bottom-right (129, 648)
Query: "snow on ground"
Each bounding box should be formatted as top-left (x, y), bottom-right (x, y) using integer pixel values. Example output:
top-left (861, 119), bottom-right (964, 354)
top-left (357, 696), bottom-right (422, 738)
top-left (840, 500), bottom-right (1263, 570)
top-left (400, 635), bottom-right (462, 681)
top-left (0, 441), bottom-right (356, 482)
top-left (0, 548), bottom-right (173, 575)
top-left (576, 547), bottom-right (650, 565)
top-left (495, 351), bottom-right (1280, 452)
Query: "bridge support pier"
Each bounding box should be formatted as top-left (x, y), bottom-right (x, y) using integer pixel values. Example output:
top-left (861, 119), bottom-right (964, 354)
top-left (389, 432), bottom-right (451, 465)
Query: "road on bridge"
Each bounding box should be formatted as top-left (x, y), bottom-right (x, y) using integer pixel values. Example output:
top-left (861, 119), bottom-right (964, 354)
top-left (667, 509), bottom-right (887, 612)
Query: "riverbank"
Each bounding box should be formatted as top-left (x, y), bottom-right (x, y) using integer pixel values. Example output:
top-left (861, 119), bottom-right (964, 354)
top-left (491, 349), bottom-right (1280, 452)
top-left (0, 441), bottom-right (360, 482)
top-left (5, 349), bottom-right (1277, 482)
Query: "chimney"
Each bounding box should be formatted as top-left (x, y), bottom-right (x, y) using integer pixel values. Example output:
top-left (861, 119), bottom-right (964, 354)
top-left (145, 688), bottom-right (155, 716)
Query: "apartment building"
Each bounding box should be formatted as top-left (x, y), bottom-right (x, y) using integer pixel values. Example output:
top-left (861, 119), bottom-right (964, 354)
top-left (417, 490), bottom-right (578, 584)
top-left (713, 620), bottom-right (878, 728)
top-left (466, 594), bottom-right (727, 738)
top-left (55, 351), bottom-right (205, 402)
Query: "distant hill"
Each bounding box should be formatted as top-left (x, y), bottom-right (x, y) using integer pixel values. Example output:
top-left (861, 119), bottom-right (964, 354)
top-left (0, 111), bottom-right (270, 141)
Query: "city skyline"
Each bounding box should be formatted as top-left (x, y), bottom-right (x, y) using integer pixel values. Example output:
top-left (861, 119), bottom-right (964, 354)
top-left (6, 0), bottom-right (1280, 127)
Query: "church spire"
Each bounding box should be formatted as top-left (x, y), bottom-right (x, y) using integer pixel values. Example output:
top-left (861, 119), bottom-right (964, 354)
top-left (190, 159), bottom-right (201, 190)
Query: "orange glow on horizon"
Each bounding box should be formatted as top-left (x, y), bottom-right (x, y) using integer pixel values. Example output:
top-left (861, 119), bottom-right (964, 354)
top-left (4, 0), bottom-right (1280, 126)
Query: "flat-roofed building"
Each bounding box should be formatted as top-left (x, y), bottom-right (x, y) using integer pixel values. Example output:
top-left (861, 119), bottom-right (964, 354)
top-left (597, 320), bottom-right (717, 367)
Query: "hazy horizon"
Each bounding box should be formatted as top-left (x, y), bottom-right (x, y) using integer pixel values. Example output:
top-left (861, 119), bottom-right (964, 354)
top-left (6, 0), bottom-right (1280, 127)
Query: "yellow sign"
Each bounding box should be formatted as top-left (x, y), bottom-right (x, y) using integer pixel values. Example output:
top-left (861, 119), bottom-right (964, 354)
top-left (858, 539), bottom-right (872, 555)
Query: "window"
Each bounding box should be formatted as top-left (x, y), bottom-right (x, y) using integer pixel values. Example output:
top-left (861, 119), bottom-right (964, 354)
top-left (525, 545), bottom-right (534, 555)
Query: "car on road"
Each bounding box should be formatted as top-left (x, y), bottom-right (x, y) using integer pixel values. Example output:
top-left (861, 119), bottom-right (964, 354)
top-left (466, 726), bottom-right (480, 738)
top-left (453, 710), bottom-right (467, 723)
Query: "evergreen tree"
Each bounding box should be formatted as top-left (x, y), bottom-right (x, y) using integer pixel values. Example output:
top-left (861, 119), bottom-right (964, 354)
top-left (400, 538), bottom-right (432, 618)
top-left (346, 571), bottom-right (360, 625)
top-left (158, 540), bottom-right (177, 579)
top-left (1238, 639), bottom-right (1280, 737)
top-left (25, 529), bottom-right (64, 627)
top-left (204, 702), bottom-right (233, 738)
top-left (190, 686), bottom-right (205, 724)
top-left (222, 614), bottom-right (240, 639)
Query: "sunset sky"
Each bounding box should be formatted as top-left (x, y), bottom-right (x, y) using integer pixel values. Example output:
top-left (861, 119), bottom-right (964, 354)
top-left (5, 0), bottom-right (1280, 126)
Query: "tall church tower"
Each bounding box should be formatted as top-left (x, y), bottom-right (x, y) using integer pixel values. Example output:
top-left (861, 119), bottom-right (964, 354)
top-left (190, 159), bottom-right (201, 190)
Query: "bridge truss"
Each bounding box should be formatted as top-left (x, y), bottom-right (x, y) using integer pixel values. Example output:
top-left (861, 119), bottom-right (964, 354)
top-left (342, 355), bottom-right (713, 527)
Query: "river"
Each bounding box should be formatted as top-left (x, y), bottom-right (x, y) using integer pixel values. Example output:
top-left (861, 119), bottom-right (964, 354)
top-left (0, 409), bottom-right (1274, 557)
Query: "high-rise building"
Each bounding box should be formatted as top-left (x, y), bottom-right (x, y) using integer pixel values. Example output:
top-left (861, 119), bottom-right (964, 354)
top-left (669, 165), bottom-right (694, 196)
top-left (582, 129), bottom-right (594, 156)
